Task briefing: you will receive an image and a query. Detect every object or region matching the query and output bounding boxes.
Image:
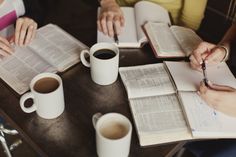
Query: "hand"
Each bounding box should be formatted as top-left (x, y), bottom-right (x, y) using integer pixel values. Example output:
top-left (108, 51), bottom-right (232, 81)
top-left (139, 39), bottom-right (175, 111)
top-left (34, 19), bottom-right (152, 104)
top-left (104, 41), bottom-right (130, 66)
top-left (198, 81), bottom-right (236, 117)
top-left (0, 36), bottom-right (13, 57)
top-left (189, 42), bottom-right (227, 71)
top-left (97, 0), bottom-right (125, 37)
top-left (14, 17), bottom-right (37, 46)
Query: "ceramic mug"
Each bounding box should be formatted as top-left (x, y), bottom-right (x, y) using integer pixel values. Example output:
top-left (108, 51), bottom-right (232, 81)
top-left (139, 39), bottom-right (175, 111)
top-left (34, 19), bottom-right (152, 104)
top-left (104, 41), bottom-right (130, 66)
top-left (92, 112), bottom-right (132, 157)
top-left (80, 43), bottom-right (119, 85)
top-left (20, 73), bottom-right (65, 119)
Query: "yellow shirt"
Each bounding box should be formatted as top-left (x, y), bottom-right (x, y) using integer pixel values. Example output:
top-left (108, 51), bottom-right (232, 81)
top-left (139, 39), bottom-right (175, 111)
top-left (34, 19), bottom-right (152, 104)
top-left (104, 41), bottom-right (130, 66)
top-left (116, 0), bottom-right (207, 30)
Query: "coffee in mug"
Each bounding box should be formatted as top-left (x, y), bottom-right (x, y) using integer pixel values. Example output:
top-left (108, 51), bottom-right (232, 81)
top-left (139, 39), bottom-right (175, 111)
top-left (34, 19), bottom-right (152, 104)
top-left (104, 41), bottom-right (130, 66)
top-left (80, 43), bottom-right (119, 85)
top-left (20, 73), bottom-right (65, 119)
top-left (93, 113), bottom-right (132, 157)
top-left (93, 49), bottom-right (116, 60)
top-left (99, 121), bottom-right (129, 140)
top-left (33, 77), bottom-right (60, 93)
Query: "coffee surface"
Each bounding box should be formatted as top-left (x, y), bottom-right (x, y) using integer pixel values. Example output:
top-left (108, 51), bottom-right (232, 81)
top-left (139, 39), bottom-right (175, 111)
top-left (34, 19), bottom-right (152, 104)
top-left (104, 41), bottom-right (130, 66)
top-left (93, 49), bottom-right (116, 60)
top-left (100, 122), bottom-right (128, 140)
top-left (34, 77), bottom-right (59, 93)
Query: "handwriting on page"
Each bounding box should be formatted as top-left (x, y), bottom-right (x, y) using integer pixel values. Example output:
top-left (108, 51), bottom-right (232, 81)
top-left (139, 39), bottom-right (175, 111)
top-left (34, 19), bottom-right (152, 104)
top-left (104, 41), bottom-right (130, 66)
top-left (179, 92), bottom-right (220, 132)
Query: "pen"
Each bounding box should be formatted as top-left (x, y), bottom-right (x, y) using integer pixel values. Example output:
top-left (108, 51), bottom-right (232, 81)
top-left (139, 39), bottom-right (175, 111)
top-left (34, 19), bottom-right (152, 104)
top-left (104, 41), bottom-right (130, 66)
top-left (201, 59), bottom-right (209, 87)
top-left (113, 24), bottom-right (119, 45)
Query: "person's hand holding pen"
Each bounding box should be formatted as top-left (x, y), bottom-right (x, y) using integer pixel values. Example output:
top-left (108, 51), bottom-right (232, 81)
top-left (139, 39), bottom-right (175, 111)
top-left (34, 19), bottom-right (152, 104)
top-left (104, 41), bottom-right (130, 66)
top-left (198, 81), bottom-right (236, 117)
top-left (97, 0), bottom-right (125, 38)
top-left (189, 41), bottom-right (229, 71)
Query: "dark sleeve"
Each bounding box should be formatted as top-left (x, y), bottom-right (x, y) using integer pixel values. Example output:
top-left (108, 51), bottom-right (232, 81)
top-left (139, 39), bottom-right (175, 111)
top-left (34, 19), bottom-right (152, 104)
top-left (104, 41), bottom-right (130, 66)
top-left (22, 0), bottom-right (48, 27)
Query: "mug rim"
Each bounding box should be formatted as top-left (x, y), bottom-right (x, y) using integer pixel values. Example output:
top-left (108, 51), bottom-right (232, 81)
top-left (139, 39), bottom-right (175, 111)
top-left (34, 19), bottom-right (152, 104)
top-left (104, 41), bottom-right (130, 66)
top-left (95, 113), bottom-right (132, 141)
top-left (90, 43), bottom-right (119, 61)
top-left (30, 72), bottom-right (62, 95)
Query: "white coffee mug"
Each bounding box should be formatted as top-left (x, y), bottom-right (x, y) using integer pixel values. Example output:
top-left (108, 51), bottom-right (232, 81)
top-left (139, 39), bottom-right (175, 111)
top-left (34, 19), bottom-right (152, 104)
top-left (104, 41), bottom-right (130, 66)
top-left (80, 43), bottom-right (119, 85)
top-left (92, 112), bottom-right (132, 157)
top-left (20, 73), bottom-right (65, 119)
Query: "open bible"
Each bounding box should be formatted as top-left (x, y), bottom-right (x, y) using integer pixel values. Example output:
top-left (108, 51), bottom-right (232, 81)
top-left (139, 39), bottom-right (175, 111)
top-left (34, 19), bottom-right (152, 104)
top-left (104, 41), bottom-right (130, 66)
top-left (97, 1), bottom-right (170, 48)
top-left (0, 24), bottom-right (88, 94)
top-left (119, 61), bottom-right (236, 146)
top-left (143, 22), bottom-right (202, 57)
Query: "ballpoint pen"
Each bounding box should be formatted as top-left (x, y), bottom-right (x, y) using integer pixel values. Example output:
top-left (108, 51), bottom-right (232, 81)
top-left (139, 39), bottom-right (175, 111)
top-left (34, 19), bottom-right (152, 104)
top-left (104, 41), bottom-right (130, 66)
top-left (201, 59), bottom-right (209, 87)
top-left (201, 58), bottom-right (217, 115)
top-left (113, 24), bottom-right (119, 44)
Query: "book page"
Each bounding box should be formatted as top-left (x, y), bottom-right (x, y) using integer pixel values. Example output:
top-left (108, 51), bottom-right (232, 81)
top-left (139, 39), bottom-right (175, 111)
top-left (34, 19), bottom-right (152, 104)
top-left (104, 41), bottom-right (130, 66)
top-left (170, 26), bottom-right (202, 56)
top-left (180, 92), bottom-right (236, 138)
top-left (134, 1), bottom-right (171, 43)
top-left (165, 61), bottom-right (236, 91)
top-left (119, 63), bottom-right (175, 99)
top-left (0, 47), bottom-right (56, 94)
top-left (30, 24), bottom-right (87, 71)
top-left (129, 94), bottom-right (188, 134)
top-left (97, 7), bottom-right (140, 48)
top-left (144, 22), bottom-right (184, 57)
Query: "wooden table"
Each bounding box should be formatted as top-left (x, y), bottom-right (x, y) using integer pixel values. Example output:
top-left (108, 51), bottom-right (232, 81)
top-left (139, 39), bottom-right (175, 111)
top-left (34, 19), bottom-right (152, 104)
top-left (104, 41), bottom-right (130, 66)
top-left (0, 0), bottom-right (190, 156)
top-left (0, 44), bottom-right (186, 157)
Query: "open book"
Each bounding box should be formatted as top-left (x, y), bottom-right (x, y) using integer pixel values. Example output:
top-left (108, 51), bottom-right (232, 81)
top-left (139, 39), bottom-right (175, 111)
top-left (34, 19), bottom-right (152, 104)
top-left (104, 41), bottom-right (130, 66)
top-left (143, 22), bottom-right (202, 57)
top-left (119, 61), bottom-right (236, 146)
top-left (97, 1), bottom-right (170, 48)
top-left (0, 24), bottom-right (88, 94)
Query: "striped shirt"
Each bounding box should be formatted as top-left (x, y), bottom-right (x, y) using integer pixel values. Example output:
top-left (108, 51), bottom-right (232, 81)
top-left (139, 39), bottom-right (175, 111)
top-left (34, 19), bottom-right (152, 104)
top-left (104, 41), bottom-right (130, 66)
top-left (0, 0), bottom-right (25, 39)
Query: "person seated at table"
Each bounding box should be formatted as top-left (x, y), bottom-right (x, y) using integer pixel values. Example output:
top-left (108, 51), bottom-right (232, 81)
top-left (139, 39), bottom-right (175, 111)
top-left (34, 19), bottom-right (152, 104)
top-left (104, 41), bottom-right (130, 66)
top-left (0, 0), bottom-right (38, 58)
top-left (186, 17), bottom-right (236, 157)
top-left (97, 0), bottom-right (207, 37)
top-left (189, 21), bottom-right (236, 118)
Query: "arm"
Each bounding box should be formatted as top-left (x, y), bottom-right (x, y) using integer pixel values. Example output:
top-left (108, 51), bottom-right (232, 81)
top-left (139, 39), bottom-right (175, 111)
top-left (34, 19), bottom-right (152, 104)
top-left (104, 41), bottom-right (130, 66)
top-left (97, 0), bottom-right (125, 37)
top-left (190, 23), bottom-right (236, 70)
top-left (198, 81), bottom-right (236, 117)
top-left (14, 0), bottom-right (44, 46)
top-left (14, 17), bottom-right (37, 46)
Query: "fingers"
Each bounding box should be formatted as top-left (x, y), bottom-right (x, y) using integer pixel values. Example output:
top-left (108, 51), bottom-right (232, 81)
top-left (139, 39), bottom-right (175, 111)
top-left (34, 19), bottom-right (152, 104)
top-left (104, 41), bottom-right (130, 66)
top-left (198, 82), bottom-right (219, 106)
top-left (0, 37), bottom-right (13, 56)
top-left (107, 14), bottom-right (114, 37)
top-left (189, 54), bottom-right (201, 71)
top-left (114, 16), bottom-right (121, 35)
top-left (205, 46), bottom-right (227, 65)
top-left (208, 82), bottom-right (235, 92)
top-left (189, 42), bottom-right (215, 70)
top-left (15, 17), bottom-right (37, 46)
top-left (97, 3), bottom-right (124, 37)
top-left (99, 13), bottom-right (108, 35)
top-left (98, 13), bottom-right (123, 37)
top-left (198, 81), bottom-right (236, 109)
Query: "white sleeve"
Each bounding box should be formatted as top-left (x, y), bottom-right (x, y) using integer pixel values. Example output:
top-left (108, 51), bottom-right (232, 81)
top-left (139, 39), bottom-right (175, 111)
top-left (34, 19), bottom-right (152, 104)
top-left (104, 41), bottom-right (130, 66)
top-left (11, 0), bottom-right (25, 17)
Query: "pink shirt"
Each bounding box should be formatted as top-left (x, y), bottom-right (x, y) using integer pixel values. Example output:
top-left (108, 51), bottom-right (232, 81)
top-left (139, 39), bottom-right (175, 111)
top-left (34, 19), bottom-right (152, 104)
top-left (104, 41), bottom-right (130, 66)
top-left (0, 0), bottom-right (25, 39)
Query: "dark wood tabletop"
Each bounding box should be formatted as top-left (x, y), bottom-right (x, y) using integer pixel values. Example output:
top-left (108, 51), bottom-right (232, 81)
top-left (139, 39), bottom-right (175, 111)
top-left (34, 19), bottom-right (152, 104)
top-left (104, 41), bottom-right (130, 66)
top-left (0, 42), bottom-right (186, 157)
top-left (2, 0), bottom-right (234, 157)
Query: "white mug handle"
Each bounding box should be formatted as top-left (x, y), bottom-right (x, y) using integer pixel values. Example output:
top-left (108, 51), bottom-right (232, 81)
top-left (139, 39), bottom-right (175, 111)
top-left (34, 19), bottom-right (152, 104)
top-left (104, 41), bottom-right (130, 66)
top-left (20, 92), bottom-right (37, 113)
top-left (80, 49), bottom-right (91, 67)
top-left (92, 112), bottom-right (102, 129)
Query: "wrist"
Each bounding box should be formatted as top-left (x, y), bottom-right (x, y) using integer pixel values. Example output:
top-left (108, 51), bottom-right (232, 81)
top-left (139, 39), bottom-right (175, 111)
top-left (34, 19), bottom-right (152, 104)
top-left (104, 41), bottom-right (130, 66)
top-left (216, 43), bottom-right (230, 62)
